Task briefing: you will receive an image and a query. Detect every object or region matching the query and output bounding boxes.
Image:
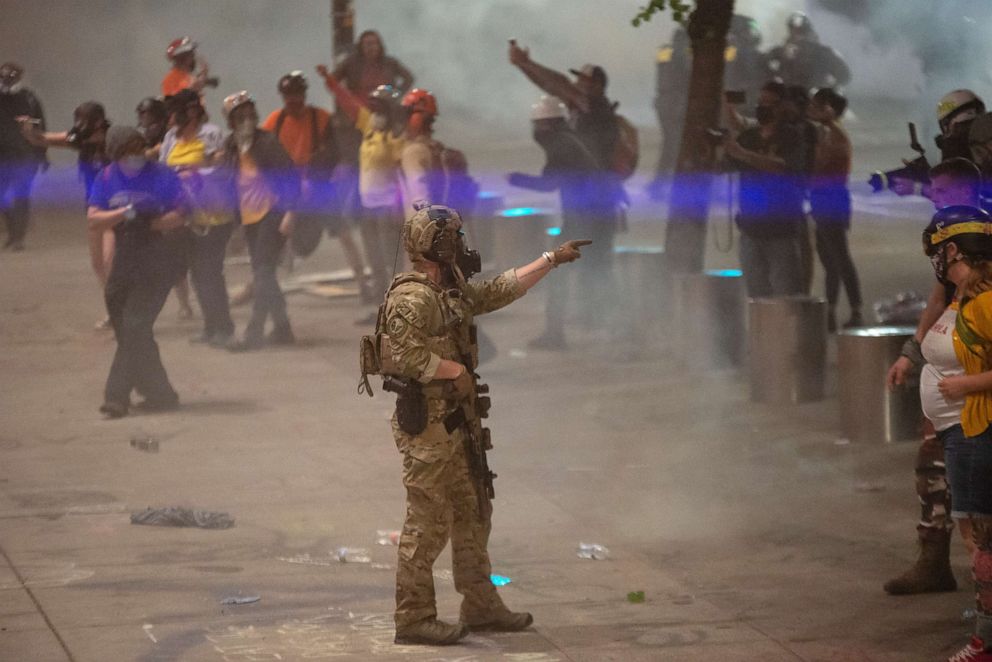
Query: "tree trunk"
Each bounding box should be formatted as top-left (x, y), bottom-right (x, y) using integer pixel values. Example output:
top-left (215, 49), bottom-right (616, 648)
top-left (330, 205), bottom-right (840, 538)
top-left (663, 0), bottom-right (735, 274)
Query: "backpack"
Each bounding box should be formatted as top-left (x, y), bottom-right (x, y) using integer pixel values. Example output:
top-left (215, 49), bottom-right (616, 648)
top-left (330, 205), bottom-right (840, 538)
top-left (274, 107), bottom-right (340, 257)
top-left (611, 113), bottom-right (639, 180)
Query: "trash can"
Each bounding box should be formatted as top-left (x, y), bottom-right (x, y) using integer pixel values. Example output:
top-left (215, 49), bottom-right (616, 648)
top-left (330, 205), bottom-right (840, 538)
top-left (493, 207), bottom-right (551, 269)
top-left (467, 191), bottom-right (500, 261)
top-left (673, 269), bottom-right (746, 369)
top-left (837, 326), bottom-right (919, 443)
top-left (749, 296), bottom-right (827, 404)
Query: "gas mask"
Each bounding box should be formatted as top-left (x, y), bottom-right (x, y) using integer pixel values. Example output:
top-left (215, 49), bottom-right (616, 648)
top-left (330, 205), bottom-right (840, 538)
top-left (234, 119), bottom-right (256, 154)
top-left (936, 121), bottom-right (974, 161)
top-left (755, 104), bottom-right (775, 126)
top-left (424, 207), bottom-right (481, 279)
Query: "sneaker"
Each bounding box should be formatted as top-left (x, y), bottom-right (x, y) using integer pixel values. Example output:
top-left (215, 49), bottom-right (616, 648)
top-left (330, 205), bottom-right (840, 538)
top-left (394, 618), bottom-right (468, 646)
top-left (267, 326), bottom-right (295, 346)
top-left (133, 397), bottom-right (179, 413)
top-left (226, 334), bottom-right (265, 353)
top-left (208, 332), bottom-right (234, 348)
top-left (528, 333), bottom-right (566, 351)
top-left (98, 401), bottom-right (128, 419)
top-left (462, 610), bottom-right (533, 632)
top-left (948, 637), bottom-right (992, 662)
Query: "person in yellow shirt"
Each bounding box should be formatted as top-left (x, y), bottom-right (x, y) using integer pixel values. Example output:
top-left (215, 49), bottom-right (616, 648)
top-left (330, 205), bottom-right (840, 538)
top-left (318, 66), bottom-right (405, 302)
top-left (160, 89), bottom-right (234, 346)
top-left (920, 205), bottom-right (992, 661)
top-left (219, 92), bottom-right (300, 351)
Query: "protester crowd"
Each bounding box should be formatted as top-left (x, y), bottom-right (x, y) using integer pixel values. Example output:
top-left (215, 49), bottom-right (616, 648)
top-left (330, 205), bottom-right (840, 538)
top-left (3, 12), bottom-right (992, 660)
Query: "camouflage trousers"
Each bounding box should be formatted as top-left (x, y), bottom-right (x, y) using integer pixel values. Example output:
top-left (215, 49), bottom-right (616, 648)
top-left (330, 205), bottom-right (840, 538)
top-left (394, 426), bottom-right (506, 628)
top-left (915, 421), bottom-right (953, 538)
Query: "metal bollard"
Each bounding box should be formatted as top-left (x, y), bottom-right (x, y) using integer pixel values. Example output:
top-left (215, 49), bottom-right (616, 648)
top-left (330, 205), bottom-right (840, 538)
top-left (749, 296), bottom-right (827, 404)
top-left (837, 326), bottom-right (919, 443)
top-left (673, 269), bottom-right (746, 369)
top-left (493, 207), bottom-right (551, 269)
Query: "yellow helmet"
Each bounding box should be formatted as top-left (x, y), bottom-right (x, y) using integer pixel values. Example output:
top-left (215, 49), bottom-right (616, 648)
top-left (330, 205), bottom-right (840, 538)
top-left (937, 89), bottom-right (985, 133)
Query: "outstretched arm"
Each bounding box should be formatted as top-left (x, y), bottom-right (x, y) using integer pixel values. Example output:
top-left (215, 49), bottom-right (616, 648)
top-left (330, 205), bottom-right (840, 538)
top-left (316, 65), bottom-right (365, 123)
top-left (508, 41), bottom-right (588, 113)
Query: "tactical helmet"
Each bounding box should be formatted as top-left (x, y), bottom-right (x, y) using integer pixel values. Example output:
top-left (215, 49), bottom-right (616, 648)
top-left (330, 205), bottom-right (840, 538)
top-left (403, 203), bottom-right (462, 260)
top-left (278, 70), bottom-right (308, 94)
top-left (924, 205), bottom-right (992, 259)
top-left (166, 37), bottom-right (197, 60)
top-left (937, 89), bottom-right (986, 134)
top-left (530, 95), bottom-right (567, 121)
top-left (401, 88), bottom-right (438, 117)
top-left (136, 97), bottom-right (167, 120)
top-left (222, 90), bottom-right (255, 117)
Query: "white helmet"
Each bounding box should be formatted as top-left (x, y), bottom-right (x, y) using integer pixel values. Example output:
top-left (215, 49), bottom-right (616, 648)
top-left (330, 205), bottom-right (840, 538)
top-left (530, 95), bottom-right (567, 121)
top-left (937, 89), bottom-right (985, 133)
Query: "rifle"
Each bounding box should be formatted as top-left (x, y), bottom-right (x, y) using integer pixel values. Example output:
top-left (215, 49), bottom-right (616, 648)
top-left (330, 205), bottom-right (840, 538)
top-left (444, 324), bottom-right (497, 520)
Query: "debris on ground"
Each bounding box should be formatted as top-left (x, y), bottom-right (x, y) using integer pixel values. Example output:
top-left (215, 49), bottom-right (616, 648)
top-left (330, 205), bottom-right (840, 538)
top-left (335, 547), bottom-right (371, 563)
top-left (130, 507), bottom-right (234, 529)
top-left (376, 530), bottom-right (401, 546)
top-left (627, 590), bottom-right (645, 603)
top-left (129, 436), bottom-right (159, 452)
top-left (220, 595), bottom-right (260, 605)
top-left (577, 542), bottom-right (610, 560)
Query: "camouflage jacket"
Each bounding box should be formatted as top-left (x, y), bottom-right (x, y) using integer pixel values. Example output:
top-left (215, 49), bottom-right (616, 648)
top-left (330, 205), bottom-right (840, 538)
top-left (384, 269), bottom-right (522, 385)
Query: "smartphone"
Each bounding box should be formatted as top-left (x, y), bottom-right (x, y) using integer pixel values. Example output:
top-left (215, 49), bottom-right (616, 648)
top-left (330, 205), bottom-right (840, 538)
top-left (724, 90), bottom-right (746, 105)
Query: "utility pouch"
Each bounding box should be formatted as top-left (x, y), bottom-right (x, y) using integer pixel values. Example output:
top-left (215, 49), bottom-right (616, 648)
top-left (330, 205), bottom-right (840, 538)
top-left (390, 378), bottom-right (428, 436)
top-left (358, 334), bottom-right (380, 397)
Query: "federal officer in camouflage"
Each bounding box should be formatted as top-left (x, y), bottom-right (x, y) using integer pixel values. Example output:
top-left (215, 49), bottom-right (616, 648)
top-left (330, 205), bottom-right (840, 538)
top-left (381, 203), bottom-right (589, 645)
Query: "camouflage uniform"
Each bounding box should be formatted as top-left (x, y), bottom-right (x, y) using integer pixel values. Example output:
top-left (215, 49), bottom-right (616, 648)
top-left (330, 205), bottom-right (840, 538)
top-left (384, 269), bottom-right (523, 628)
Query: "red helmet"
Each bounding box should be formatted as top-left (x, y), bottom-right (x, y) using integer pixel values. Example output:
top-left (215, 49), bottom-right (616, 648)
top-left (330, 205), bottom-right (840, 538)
top-left (166, 37), bottom-right (197, 60)
top-left (401, 88), bottom-right (438, 117)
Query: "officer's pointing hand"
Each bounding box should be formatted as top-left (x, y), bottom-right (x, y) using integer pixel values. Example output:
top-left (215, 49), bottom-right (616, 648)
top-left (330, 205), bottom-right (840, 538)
top-left (554, 239), bottom-right (592, 265)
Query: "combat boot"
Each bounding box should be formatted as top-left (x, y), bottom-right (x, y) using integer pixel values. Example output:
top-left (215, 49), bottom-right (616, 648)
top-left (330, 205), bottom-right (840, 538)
top-left (884, 529), bottom-right (957, 595)
top-left (394, 618), bottom-right (469, 646)
top-left (462, 609), bottom-right (534, 632)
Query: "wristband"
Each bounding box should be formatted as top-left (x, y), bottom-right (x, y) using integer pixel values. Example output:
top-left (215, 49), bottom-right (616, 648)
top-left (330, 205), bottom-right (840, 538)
top-left (542, 251), bottom-right (557, 268)
top-left (900, 338), bottom-right (924, 367)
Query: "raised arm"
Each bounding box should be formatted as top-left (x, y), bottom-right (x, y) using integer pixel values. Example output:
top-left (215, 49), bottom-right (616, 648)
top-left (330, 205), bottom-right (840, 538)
top-left (316, 65), bottom-right (365, 123)
top-left (508, 41), bottom-right (588, 113)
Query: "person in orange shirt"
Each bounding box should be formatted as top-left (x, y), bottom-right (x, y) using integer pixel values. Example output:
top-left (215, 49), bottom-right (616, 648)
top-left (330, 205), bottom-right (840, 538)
top-left (161, 37), bottom-right (217, 98)
top-left (261, 71), bottom-right (369, 301)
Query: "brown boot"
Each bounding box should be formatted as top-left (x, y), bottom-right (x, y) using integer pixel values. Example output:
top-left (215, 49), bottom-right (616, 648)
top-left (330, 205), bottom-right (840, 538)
top-left (462, 609), bottom-right (534, 632)
top-left (884, 529), bottom-right (957, 595)
top-left (394, 618), bottom-right (469, 646)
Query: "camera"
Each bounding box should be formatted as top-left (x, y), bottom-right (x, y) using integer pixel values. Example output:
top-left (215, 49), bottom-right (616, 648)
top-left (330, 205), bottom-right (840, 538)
top-left (868, 122), bottom-right (931, 193)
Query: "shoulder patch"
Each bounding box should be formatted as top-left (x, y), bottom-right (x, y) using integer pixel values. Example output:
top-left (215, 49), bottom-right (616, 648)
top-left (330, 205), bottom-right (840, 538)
top-left (395, 299), bottom-right (428, 329)
top-left (387, 315), bottom-right (407, 337)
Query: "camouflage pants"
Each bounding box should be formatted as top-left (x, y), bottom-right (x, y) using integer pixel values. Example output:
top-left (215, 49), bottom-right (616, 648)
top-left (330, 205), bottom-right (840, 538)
top-left (394, 426), bottom-right (506, 628)
top-left (915, 422), bottom-right (953, 537)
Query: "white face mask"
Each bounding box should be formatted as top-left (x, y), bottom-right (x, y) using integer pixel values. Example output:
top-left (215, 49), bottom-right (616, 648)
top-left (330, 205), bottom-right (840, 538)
top-left (234, 120), bottom-right (256, 153)
top-left (119, 155), bottom-right (147, 177)
top-left (371, 112), bottom-right (389, 132)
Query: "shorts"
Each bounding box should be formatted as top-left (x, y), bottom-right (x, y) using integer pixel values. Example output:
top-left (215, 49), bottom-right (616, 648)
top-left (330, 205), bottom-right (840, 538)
top-left (942, 424), bottom-right (977, 518)
top-left (963, 425), bottom-right (992, 517)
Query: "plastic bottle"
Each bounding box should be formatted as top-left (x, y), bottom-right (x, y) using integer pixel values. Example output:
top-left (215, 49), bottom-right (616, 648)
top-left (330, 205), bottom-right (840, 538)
top-left (576, 542), bottom-right (610, 560)
top-left (335, 547), bottom-right (371, 563)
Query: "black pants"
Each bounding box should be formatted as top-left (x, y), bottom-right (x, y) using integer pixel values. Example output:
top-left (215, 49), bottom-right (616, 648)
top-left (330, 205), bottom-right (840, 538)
top-left (811, 187), bottom-right (861, 309)
top-left (244, 212), bottom-right (289, 340)
top-left (189, 223), bottom-right (235, 338)
top-left (103, 235), bottom-right (183, 406)
top-left (0, 164), bottom-right (37, 245)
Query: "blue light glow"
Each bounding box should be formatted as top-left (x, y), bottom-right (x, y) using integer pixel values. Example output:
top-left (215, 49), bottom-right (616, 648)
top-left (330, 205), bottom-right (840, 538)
top-left (613, 246), bottom-right (664, 255)
top-left (705, 269), bottom-right (743, 277)
top-left (490, 574), bottom-right (512, 586)
top-left (546, 227), bottom-right (562, 237)
top-left (498, 207), bottom-right (546, 218)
